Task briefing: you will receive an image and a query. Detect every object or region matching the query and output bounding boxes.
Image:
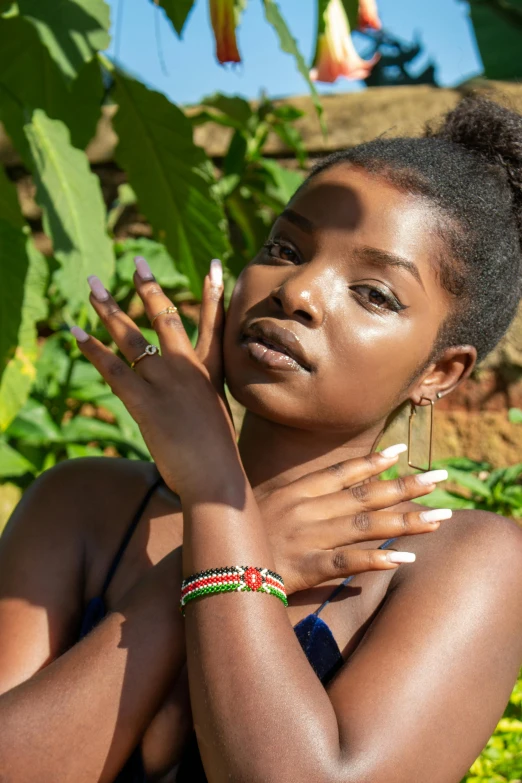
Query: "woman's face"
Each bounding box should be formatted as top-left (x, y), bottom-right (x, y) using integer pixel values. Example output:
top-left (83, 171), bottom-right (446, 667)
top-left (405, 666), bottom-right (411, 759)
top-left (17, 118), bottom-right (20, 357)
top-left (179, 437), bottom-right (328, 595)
top-left (223, 163), bottom-right (452, 434)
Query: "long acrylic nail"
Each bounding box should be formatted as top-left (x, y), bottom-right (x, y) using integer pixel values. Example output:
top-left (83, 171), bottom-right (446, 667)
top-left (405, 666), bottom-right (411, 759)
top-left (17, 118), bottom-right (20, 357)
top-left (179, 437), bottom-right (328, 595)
top-left (210, 258), bottom-right (223, 287)
top-left (70, 325), bottom-right (90, 343)
top-left (420, 508), bottom-right (453, 524)
top-left (387, 551), bottom-right (416, 564)
top-left (87, 275), bottom-right (109, 301)
top-left (380, 443), bottom-right (407, 459)
top-left (417, 469), bottom-right (448, 486)
top-left (134, 256), bottom-right (154, 281)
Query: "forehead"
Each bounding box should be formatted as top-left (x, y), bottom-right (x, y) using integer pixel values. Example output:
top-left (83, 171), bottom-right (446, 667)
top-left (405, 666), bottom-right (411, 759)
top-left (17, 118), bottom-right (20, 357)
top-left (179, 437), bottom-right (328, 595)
top-left (291, 163), bottom-right (445, 274)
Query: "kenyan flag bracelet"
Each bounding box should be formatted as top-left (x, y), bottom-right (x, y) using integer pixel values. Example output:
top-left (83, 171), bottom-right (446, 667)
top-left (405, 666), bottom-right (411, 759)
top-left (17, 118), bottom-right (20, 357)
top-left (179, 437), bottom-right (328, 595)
top-left (180, 566), bottom-right (288, 615)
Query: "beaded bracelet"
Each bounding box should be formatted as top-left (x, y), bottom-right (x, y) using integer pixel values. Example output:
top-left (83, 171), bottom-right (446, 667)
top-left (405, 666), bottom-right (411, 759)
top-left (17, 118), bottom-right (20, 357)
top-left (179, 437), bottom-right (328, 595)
top-left (180, 565), bottom-right (288, 614)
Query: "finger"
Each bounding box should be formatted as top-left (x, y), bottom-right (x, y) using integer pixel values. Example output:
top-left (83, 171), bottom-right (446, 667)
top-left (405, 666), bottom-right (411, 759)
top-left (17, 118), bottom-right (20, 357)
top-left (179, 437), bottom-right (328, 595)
top-left (313, 469), bottom-right (449, 519)
top-left (195, 259), bottom-right (225, 389)
top-left (132, 257), bottom-right (193, 358)
top-left (69, 326), bottom-right (144, 410)
top-left (290, 443), bottom-right (408, 498)
top-left (317, 507), bottom-right (453, 549)
top-left (86, 274), bottom-right (163, 382)
top-left (307, 545), bottom-right (416, 586)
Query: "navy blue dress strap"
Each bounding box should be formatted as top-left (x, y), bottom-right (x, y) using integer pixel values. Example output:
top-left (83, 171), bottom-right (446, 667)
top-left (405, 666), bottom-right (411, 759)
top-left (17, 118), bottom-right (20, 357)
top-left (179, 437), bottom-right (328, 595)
top-left (100, 469), bottom-right (166, 598)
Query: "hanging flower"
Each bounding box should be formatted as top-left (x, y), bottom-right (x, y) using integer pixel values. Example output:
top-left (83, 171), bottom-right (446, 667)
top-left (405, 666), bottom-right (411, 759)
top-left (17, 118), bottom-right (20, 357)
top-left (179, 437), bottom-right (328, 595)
top-left (310, 0), bottom-right (379, 83)
top-left (209, 0), bottom-right (241, 64)
top-left (358, 0), bottom-right (382, 31)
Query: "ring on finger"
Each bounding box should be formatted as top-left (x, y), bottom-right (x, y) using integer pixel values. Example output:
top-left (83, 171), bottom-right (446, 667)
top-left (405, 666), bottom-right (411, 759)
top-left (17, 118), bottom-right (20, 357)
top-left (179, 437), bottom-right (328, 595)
top-left (151, 306), bottom-right (178, 328)
top-left (130, 344), bottom-right (159, 369)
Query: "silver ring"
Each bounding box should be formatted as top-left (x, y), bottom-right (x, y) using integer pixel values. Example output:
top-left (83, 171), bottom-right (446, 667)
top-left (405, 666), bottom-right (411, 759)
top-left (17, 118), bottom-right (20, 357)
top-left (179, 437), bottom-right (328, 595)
top-left (130, 344), bottom-right (159, 369)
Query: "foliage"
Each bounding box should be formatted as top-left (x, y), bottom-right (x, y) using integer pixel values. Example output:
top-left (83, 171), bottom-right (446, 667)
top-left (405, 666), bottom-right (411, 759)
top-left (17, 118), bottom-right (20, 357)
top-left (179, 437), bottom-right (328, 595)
top-left (463, 0), bottom-right (522, 80)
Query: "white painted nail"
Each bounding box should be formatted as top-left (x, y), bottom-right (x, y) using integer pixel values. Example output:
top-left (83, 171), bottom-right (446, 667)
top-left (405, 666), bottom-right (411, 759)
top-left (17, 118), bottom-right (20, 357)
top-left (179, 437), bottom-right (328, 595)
top-left (417, 469), bottom-right (448, 486)
top-left (134, 256), bottom-right (154, 281)
top-left (380, 443), bottom-right (407, 459)
top-left (70, 325), bottom-right (90, 343)
top-left (210, 258), bottom-right (223, 287)
top-left (386, 551), bottom-right (416, 564)
top-left (420, 508), bottom-right (453, 524)
top-left (87, 275), bottom-right (109, 301)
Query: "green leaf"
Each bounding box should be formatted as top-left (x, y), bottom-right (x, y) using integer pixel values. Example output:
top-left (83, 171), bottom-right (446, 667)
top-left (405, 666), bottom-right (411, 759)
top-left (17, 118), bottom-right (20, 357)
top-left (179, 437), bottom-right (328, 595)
top-left (200, 93), bottom-right (253, 128)
top-left (5, 399), bottom-right (62, 445)
top-left (157, 0), bottom-right (196, 37)
top-left (413, 487), bottom-right (476, 509)
top-left (0, 226), bottom-right (48, 430)
top-left (0, 437), bottom-right (36, 477)
top-left (262, 0), bottom-right (324, 132)
top-left (446, 467), bottom-right (493, 499)
top-left (115, 238), bottom-right (190, 290)
top-left (508, 407), bottom-right (522, 423)
top-left (257, 158), bottom-right (304, 204)
top-left (17, 0), bottom-right (110, 82)
top-left (467, 0), bottom-right (522, 80)
top-left (60, 415), bottom-right (127, 444)
top-left (0, 164), bottom-right (24, 228)
top-left (113, 73), bottom-right (230, 299)
top-left (0, 17), bottom-right (104, 160)
top-left (23, 109), bottom-right (115, 321)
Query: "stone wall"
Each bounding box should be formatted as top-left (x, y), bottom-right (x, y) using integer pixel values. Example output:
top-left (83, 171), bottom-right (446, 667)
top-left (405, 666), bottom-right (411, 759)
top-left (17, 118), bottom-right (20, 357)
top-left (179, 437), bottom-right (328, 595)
top-left (1, 81), bottom-right (521, 466)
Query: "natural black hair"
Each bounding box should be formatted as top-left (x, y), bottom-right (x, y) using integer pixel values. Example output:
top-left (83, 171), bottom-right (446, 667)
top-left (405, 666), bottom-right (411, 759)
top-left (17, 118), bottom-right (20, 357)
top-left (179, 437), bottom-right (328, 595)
top-left (307, 93), bottom-right (522, 364)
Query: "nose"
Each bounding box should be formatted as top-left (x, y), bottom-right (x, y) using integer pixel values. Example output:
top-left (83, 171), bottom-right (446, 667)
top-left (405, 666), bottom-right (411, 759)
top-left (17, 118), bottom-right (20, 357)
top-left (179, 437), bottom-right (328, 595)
top-left (268, 267), bottom-right (325, 327)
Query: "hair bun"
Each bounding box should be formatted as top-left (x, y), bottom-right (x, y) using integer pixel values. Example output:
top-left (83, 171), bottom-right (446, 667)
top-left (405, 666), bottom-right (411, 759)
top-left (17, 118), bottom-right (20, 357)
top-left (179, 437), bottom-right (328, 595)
top-left (425, 93), bottom-right (522, 231)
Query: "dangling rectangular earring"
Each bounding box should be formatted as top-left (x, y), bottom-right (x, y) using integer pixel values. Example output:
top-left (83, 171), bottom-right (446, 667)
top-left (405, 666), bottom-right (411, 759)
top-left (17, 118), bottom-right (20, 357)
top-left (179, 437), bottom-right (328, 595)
top-left (407, 397), bottom-right (435, 471)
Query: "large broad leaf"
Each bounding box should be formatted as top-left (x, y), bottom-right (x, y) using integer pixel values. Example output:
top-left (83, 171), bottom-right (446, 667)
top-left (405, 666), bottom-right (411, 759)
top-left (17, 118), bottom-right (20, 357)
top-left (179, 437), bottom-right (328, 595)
top-left (115, 238), bottom-right (190, 290)
top-left (23, 109), bottom-right (114, 320)
top-left (468, 0), bottom-right (522, 80)
top-left (17, 0), bottom-right (110, 82)
top-left (0, 219), bottom-right (28, 383)
top-left (5, 399), bottom-right (62, 445)
top-left (0, 437), bottom-right (36, 478)
top-left (113, 73), bottom-right (230, 298)
top-left (0, 16), bottom-right (104, 163)
top-left (262, 0), bottom-right (324, 131)
top-left (156, 0), bottom-right (195, 37)
top-left (0, 233), bottom-right (48, 430)
top-left (0, 164), bottom-right (23, 229)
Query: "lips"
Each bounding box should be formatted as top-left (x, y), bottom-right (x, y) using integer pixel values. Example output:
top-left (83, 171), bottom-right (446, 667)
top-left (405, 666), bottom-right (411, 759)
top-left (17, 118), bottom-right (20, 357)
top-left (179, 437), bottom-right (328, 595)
top-left (241, 320), bottom-right (312, 371)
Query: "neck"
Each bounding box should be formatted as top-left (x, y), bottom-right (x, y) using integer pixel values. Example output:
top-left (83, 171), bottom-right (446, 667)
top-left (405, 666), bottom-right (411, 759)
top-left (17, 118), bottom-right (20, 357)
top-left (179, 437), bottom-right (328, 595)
top-left (237, 410), bottom-right (388, 495)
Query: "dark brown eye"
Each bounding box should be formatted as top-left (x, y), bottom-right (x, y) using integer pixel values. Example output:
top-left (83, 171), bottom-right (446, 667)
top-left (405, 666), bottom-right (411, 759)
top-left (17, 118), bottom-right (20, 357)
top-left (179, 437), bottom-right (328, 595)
top-left (351, 285), bottom-right (405, 313)
top-left (263, 240), bottom-right (300, 264)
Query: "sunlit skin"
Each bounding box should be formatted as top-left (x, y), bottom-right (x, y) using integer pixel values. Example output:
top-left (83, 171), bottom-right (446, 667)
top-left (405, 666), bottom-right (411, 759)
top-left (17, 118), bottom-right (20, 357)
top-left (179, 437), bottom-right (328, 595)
top-left (0, 164), bottom-right (520, 783)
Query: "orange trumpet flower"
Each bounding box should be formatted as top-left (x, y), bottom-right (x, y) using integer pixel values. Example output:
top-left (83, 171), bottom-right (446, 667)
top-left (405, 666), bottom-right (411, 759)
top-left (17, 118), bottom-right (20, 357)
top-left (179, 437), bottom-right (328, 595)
top-left (310, 0), bottom-right (379, 83)
top-left (209, 0), bottom-right (241, 64)
top-left (358, 0), bottom-right (382, 30)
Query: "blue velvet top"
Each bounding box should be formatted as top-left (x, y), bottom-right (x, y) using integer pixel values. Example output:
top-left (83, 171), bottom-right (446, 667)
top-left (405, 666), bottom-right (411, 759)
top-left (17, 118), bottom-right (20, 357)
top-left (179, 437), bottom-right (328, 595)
top-left (79, 471), bottom-right (397, 782)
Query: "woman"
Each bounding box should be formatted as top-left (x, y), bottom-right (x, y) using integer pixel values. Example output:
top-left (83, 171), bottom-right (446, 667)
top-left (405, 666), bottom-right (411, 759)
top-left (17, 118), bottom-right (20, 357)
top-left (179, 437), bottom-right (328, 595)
top-left (0, 94), bottom-right (521, 783)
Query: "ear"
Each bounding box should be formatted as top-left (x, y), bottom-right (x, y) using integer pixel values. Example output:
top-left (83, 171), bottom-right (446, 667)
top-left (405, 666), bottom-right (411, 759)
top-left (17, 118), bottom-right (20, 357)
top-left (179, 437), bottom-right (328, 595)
top-left (410, 345), bottom-right (477, 404)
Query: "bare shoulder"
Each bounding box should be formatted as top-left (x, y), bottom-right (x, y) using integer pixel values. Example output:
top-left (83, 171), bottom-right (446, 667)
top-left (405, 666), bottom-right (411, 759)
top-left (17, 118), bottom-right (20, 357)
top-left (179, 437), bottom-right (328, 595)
top-left (404, 505), bottom-right (522, 574)
top-left (391, 506), bottom-right (522, 644)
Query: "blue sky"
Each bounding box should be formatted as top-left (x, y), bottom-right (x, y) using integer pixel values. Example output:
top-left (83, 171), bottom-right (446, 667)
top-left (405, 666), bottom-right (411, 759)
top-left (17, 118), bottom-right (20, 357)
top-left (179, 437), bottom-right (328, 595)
top-left (105, 0), bottom-right (483, 105)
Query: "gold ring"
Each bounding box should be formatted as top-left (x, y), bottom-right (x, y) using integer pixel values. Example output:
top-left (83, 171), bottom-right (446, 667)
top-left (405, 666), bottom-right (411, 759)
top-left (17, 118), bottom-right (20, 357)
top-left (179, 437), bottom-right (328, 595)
top-left (151, 305), bottom-right (178, 328)
top-left (130, 344), bottom-right (159, 369)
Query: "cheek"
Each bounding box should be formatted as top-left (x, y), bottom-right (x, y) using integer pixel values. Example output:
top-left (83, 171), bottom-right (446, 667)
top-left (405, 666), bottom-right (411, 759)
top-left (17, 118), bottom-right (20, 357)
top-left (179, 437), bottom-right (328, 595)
top-left (315, 316), bottom-right (435, 419)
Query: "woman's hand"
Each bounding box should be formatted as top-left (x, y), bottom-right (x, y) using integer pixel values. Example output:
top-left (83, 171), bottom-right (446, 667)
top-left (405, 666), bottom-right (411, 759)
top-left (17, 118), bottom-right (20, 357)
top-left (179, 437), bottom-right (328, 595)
top-left (256, 451), bottom-right (451, 594)
top-left (73, 258), bottom-right (239, 498)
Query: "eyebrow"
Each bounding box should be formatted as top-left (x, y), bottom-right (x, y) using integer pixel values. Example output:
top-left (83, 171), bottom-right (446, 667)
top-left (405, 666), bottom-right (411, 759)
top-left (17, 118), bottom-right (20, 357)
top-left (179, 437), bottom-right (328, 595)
top-left (279, 209), bottom-right (314, 234)
top-left (354, 246), bottom-right (424, 289)
top-left (278, 209), bottom-right (424, 290)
